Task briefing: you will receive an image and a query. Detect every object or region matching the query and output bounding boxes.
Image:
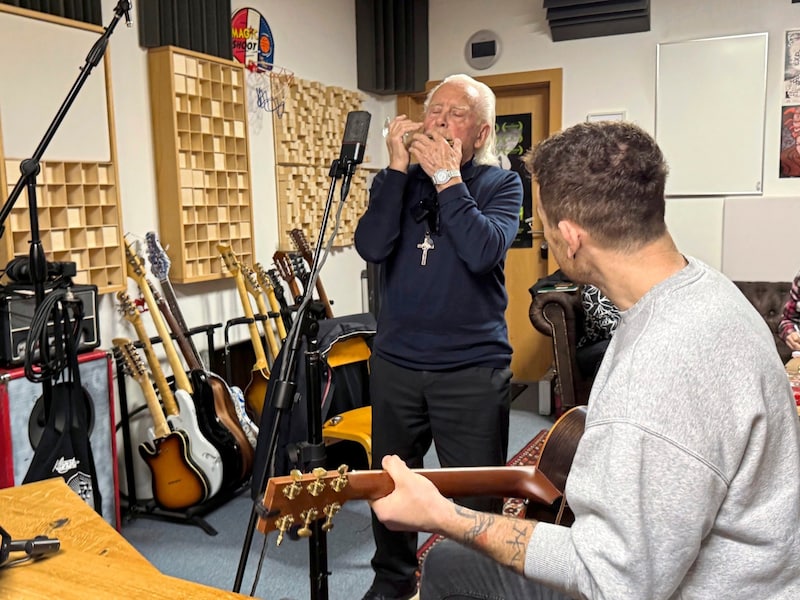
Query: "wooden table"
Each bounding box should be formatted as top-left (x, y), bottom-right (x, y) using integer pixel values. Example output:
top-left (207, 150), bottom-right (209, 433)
top-left (0, 478), bottom-right (249, 599)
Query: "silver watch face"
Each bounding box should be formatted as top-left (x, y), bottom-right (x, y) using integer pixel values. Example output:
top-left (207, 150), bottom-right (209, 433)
top-left (434, 170), bottom-right (448, 184)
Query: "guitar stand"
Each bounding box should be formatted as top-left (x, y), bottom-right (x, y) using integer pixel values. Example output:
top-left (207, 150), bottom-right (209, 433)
top-left (223, 314), bottom-right (280, 377)
top-left (116, 323), bottom-right (250, 536)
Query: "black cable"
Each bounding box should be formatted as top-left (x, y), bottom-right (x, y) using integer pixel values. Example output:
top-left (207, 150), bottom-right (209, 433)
top-left (23, 284), bottom-right (84, 383)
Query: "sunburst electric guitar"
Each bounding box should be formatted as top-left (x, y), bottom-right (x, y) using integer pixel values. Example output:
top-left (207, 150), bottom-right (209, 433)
top-left (218, 244), bottom-right (271, 422)
top-left (113, 338), bottom-right (209, 510)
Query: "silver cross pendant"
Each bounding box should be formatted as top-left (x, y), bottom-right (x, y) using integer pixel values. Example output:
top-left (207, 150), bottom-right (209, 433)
top-left (417, 233), bottom-right (434, 266)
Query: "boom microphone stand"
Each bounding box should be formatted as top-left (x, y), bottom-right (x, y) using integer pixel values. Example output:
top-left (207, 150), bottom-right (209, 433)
top-left (0, 1), bottom-right (132, 412)
top-left (234, 111), bottom-right (371, 599)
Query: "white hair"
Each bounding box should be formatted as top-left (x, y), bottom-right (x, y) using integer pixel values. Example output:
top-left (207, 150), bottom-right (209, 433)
top-left (424, 74), bottom-right (500, 167)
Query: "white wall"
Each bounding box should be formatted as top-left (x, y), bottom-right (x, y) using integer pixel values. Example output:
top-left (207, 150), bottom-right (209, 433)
top-left (428, 0), bottom-right (800, 281)
top-left (11, 0), bottom-right (799, 361)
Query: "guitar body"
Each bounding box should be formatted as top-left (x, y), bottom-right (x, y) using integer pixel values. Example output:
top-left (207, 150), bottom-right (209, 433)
top-left (244, 368), bottom-right (270, 422)
top-left (229, 384), bottom-right (259, 448)
top-left (207, 372), bottom-right (255, 480)
top-left (189, 369), bottom-right (245, 491)
top-left (138, 430), bottom-right (209, 510)
top-left (529, 405), bottom-right (587, 526)
top-left (166, 389), bottom-right (224, 498)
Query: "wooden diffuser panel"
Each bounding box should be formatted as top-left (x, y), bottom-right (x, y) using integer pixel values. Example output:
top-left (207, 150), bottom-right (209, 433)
top-left (1, 160), bottom-right (124, 291)
top-left (148, 46), bottom-right (254, 283)
top-left (272, 77), bottom-right (367, 249)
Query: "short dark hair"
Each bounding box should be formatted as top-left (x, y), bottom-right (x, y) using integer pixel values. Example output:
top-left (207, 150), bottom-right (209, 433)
top-left (524, 121), bottom-right (669, 250)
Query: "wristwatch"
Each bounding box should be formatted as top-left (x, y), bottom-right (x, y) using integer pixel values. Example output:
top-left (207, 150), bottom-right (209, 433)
top-left (431, 168), bottom-right (461, 186)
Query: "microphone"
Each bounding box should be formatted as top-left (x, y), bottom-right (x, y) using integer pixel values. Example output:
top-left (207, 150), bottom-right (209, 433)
top-left (339, 110), bottom-right (371, 166)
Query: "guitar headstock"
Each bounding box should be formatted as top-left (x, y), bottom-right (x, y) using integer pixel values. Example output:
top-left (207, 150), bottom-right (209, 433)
top-left (145, 231), bottom-right (171, 281)
top-left (116, 291), bottom-right (141, 325)
top-left (289, 228), bottom-right (314, 266)
top-left (254, 262), bottom-right (273, 292)
top-left (218, 244), bottom-right (240, 277)
top-left (266, 268), bottom-right (287, 301)
top-left (112, 337), bottom-right (147, 384)
top-left (273, 251), bottom-right (296, 285)
top-left (123, 238), bottom-right (148, 283)
top-left (290, 254), bottom-right (309, 289)
top-left (259, 465), bottom-right (359, 544)
top-left (241, 263), bottom-right (262, 296)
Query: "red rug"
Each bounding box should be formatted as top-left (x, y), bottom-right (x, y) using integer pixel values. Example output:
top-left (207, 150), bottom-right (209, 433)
top-left (416, 428), bottom-right (549, 566)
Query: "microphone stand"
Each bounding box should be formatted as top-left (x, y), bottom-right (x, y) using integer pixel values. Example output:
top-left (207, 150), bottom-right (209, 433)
top-left (0, 1), bottom-right (132, 414)
top-left (234, 157), bottom-right (358, 600)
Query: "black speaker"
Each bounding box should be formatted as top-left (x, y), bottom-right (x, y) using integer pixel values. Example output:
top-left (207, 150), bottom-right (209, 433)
top-left (0, 284), bottom-right (100, 367)
top-left (0, 350), bottom-right (119, 530)
top-left (355, 0), bottom-right (429, 95)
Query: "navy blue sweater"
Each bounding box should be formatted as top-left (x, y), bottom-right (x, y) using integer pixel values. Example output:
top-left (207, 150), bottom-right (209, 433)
top-left (354, 161), bottom-right (523, 370)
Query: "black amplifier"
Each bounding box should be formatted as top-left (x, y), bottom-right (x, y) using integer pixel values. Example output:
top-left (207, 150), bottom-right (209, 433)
top-left (0, 284), bottom-right (100, 366)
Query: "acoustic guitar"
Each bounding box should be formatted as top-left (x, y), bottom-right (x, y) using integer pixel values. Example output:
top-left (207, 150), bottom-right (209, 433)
top-left (256, 405), bottom-right (588, 542)
top-left (289, 228), bottom-right (334, 318)
top-left (112, 337), bottom-right (209, 510)
top-left (218, 244), bottom-right (271, 422)
top-left (116, 291), bottom-right (224, 499)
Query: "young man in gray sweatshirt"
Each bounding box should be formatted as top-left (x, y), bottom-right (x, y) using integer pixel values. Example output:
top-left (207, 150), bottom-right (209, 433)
top-left (370, 121), bottom-right (800, 599)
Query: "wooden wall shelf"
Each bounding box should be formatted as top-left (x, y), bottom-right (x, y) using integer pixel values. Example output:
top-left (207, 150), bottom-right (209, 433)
top-left (148, 46), bottom-right (254, 283)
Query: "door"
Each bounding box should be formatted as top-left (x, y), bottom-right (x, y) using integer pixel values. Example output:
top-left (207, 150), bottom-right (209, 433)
top-left (398, 69), bottom-right (563, 382)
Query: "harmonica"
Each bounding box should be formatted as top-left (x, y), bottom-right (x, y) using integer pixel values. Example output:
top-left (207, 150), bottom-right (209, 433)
top-left (403, 131), bottom-right (454, 147)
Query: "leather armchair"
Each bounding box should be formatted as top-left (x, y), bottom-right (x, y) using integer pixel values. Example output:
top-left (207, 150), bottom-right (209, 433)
top-left (733, 281), bottom-right (793, 363)
top-left (529, 285), bottom-right (594, 414)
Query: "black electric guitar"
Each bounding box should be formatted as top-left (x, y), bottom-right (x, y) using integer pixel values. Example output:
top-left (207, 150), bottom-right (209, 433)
top-left (289, 228), bottom-right (334, 318)
top-left (256, 262), bottom-right (291, 336)
top-left (256, 405), bottom-right (587, 540)
top-left (113, 338), bottom-right (209, 510)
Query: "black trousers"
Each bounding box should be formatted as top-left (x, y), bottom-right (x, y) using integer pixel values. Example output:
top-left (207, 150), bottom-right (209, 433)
top-left (368, 355), bottom-right (512, 594)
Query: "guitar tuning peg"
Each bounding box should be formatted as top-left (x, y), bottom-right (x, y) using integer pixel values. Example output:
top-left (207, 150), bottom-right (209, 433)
top-left (306, 468), bottom-right (328, 497)
top-left (282, 470), bottom-right (304, 500)
top-left (297, 508), bottom-right (319, 538)
top-left (321, 502), bottom-right (341, 532)
top-left (275, 514), bottom-right (294, 546)
top-left (331, 465), bottom-right (349, 492)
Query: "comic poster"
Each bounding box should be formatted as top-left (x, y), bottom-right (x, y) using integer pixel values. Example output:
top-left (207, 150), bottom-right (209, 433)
top-left (495, 113), bottom-right (532, 248)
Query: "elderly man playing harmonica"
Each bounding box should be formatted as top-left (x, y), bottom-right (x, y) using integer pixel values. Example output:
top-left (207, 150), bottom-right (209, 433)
top-left (354, 73), bottom-right (523, 600)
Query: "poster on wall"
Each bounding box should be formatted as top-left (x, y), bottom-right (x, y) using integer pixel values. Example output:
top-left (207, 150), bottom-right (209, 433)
top-left (785, 30), bottom-right (800, 104)
top-left (495, 113), bottom-right (532, 248)
top-left (780, 105), bottom-right (800, 178)
top-left (231, 7), bottom-right (274, 72)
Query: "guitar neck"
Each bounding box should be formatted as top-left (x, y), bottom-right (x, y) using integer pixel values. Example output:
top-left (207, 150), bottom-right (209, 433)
top-left (257, 465), bottom-right (562, 535)
top-left (290, 228), bottom-right (334, 318)
top-left (158, 275), bottom-right (206, 370)
top-left (250, 290), bottom-right (281, 361)
top-left (154, 282), bottom-right (204, 372)
top-left (137, 280), bottom-right (194, 393)
top-left (127, 316), bottom-right (180, 417)
top-left (232, 272), bottom-right (270, 371)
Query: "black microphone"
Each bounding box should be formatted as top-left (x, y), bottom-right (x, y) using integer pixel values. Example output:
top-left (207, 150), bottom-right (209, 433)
top-left (339, 110), bottom-right (371, 166)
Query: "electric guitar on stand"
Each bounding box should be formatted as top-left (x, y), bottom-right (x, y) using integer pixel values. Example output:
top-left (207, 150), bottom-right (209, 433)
top-left (289, 228), bottom-right (334, 318)
top-left (125, 239), bottom-right (252, 489)
top-left (218, 244), bottom-right (271, 422)
top-left (241, 263), bottom-right (281, 364)
top-left (116, 291), bottom-right (224, 499)
top-left (144, 232), bottom-right (259, 452)
top-left (112, 338), bottom-right (209, 510)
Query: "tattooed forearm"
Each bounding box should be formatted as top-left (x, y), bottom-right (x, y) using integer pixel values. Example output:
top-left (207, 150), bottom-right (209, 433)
top-left (449, 505), bottom-right (536, 574)
top-left (454, 505), bottom-right (495, 543)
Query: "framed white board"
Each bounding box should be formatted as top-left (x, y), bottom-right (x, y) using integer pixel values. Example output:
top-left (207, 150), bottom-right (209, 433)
top-left (0, 6), bottom-right (110, 162)
top-left (656, 33), bottom-right (768, 197)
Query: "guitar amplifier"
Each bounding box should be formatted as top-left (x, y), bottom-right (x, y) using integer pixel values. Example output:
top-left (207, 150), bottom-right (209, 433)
top-left (0, 284), bottom-right (100, 367)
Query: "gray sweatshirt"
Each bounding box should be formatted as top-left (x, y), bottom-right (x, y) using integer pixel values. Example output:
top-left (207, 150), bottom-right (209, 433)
top-left (525, 257), bottom-right (800, 599)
